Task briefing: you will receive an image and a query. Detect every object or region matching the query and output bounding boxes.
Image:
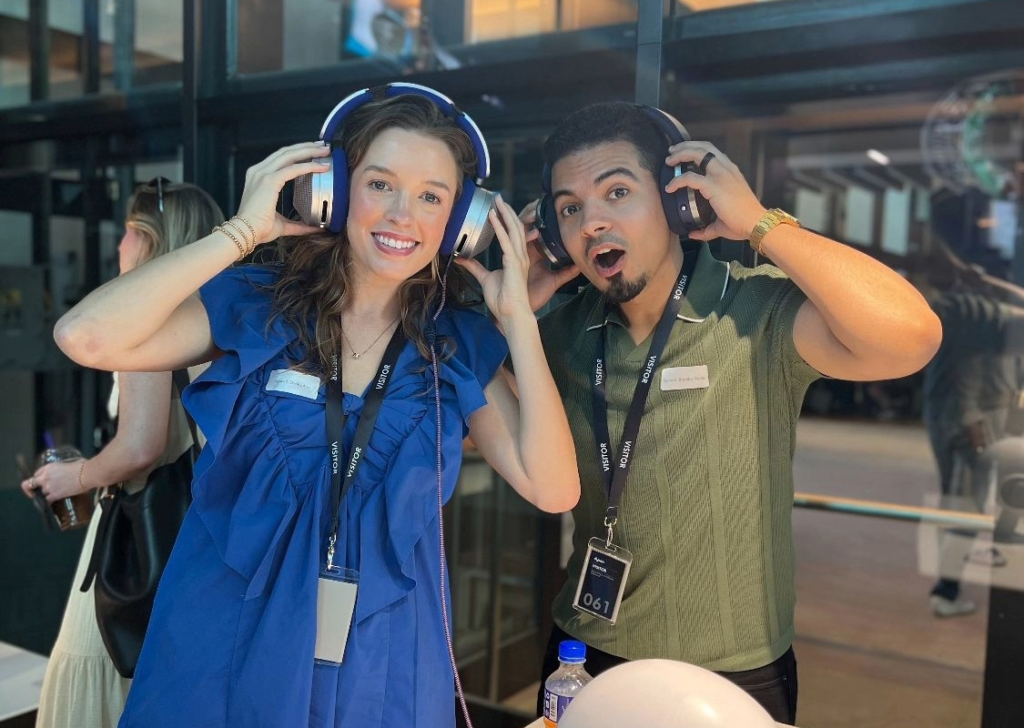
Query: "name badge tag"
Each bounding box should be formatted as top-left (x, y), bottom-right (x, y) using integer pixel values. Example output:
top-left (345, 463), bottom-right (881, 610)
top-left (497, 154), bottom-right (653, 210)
top-left (661, 365), bottom-right (709, 391)
top-left (572, 538), bottom-right (632, 624)
top-left (314, 566), bottom-right (359, 666)
top-left (267, 369), bottom-right (321, 399)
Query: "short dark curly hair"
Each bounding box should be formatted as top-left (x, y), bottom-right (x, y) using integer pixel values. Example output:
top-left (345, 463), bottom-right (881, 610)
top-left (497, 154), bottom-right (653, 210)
top-left (543, 102), bottom-right (668, 184)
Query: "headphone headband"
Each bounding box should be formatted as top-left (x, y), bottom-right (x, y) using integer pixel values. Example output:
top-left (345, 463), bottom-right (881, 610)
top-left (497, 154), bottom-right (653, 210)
top-left (295, 83), bottom-right (498, 257)
top-left (638, 105), bottom-right (690, 147)
top-left (320, 83), bottom-right (490, 181)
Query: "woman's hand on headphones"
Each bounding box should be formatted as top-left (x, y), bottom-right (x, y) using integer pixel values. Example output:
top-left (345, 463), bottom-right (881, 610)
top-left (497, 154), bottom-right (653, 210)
top-left (518, 200), bottom-right (580, 312)
top-left (236, 141), bottom-right (333, 245)
top-left (456, 196), bottom-right (536, 325)
top-left (663, 141), bottom-right (767, 243)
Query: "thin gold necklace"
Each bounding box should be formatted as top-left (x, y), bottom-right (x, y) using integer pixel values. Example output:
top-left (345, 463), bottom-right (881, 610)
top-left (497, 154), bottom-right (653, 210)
top-left (341, 317), bottom-right (399, 359)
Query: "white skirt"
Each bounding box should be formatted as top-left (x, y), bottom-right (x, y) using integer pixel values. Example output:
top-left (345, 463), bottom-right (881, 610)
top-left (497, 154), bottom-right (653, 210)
top-left (35, 513), bottom-right (131, 728)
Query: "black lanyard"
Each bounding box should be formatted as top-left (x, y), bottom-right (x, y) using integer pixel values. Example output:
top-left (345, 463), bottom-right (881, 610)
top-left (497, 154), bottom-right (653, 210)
top-left (591, 249), bottom-right (698, 541)
top-left (325, 327), bottom-right (406, 569)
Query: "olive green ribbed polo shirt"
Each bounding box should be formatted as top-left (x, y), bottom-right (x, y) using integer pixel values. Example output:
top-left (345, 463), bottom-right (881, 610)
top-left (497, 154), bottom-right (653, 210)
top-left (539, 245), bottom-right (819, 672)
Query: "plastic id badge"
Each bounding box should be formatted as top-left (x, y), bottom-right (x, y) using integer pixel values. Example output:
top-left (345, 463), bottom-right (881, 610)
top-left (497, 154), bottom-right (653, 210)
top-left (572, 537), bottom-right (632, 624)
top-left (314, 566), bottom-right (359, 666)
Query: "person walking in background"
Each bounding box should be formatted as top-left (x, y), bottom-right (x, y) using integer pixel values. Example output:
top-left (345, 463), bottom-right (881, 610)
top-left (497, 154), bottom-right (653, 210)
top-left (920, 200), bottom-right (1024, 617)
top-left (21, 179), bottom-right (222, 728)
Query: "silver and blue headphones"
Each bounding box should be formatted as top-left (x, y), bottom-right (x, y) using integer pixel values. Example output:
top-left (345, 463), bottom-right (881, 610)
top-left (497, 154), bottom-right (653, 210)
top-left (534, 105), bottom-right (717, 269)
top-left (293, 82), bottom-right (497, 258)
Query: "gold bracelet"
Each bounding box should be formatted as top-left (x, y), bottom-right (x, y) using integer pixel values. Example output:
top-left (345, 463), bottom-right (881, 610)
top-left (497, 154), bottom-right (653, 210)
top-left (235, 217), bottom-right (258, 246)
top-left (78, 459), bottom-right (87, 493)
top-left (223, 219), bottom-right (253, 256)
top-left (213, 224), bottom-right (246, 260)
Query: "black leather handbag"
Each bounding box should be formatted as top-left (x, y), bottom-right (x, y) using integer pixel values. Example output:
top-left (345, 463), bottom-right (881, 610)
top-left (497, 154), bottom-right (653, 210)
top-left (81, 370), bottom-right (198, 678)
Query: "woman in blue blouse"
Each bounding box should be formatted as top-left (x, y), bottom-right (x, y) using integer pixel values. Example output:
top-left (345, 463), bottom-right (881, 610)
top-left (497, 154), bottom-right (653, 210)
top-left (54, 86), bottom-right (581, 727)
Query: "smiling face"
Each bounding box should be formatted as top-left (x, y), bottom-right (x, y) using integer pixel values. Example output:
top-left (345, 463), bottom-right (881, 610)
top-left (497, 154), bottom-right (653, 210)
top-left (550, 140), bottom-right (682, 306)
top-left (345, 126), bottom-right (460, 287)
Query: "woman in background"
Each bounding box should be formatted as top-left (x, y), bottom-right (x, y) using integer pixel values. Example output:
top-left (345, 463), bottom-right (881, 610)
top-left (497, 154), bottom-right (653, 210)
top-left (22, 179), bottom-right (222, 728)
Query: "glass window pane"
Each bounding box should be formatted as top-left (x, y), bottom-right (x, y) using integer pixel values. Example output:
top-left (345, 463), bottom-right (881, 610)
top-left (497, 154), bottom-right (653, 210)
top-left (467, 0), bottom-right (638, 44)
top-left (135, 1), bottom-right (183, 86)
top-left (469, 0), bottom-right (557, 43)
top-left (99, 0), bottom-right (116, 93)
top-left (0, 210), bottom-right (32, 266)
top-left (557, 0), bottom-right (636, 31)
top-left (97, 0), bottom-right (183, 91)
top-left (235, 0), bottom-right (641, 75)
top-left (237, 0), bottom-right (347, 75)
top-left (882, 187), bottom-right (911, 255)
top-left (793, 420), bottom-right (988, 726)
top-left (48, 0), bottom-right (84, 100)
top-left (0, 2), bottom-right (31, 108)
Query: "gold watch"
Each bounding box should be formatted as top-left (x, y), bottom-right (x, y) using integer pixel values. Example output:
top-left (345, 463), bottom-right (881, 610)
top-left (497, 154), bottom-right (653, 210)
top-left (749, 208), bottom-right (800, 256)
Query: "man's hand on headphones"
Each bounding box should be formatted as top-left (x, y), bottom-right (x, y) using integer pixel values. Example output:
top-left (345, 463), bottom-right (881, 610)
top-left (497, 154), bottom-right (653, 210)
top-left (236, 141), bottom-right (332, 245)
top-left (518, 200), bottom-right (579, 312)
top-left (663, 141), bottom-right (767, 243)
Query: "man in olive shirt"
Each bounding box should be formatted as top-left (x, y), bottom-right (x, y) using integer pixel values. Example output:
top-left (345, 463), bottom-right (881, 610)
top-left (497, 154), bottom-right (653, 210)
top-left (519, 103), bottom-right (942, 724)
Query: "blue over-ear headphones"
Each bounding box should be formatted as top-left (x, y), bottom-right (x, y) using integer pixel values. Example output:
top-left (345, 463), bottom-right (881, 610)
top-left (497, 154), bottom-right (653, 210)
top-left (293, 83), bottom-right (497, 258)
top-left (534, 105), bottom-right (717, 269)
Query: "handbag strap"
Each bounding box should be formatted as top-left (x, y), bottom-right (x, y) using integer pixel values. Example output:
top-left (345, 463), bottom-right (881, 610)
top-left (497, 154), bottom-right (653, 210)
top-left (171, 368), bottom-right (200, 449)
top-left (80, 488), bottom-right (120, 592)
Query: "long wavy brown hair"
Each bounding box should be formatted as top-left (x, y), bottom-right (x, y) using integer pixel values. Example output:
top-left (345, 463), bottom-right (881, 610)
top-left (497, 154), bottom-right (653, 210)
top-left (264, 93), bottom-right (481, 377)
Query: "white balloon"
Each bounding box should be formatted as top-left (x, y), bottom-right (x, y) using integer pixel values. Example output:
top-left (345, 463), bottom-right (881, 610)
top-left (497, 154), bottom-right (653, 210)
top-left (558, 659), bottom-right (778, 728)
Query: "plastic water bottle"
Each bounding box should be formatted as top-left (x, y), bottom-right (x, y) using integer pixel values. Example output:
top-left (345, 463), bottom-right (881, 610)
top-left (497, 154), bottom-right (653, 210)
top-left (543, 640), bottom-right (594, 727)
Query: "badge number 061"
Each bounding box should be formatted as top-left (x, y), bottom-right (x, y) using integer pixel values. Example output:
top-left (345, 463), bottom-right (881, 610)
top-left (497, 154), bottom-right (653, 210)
top-left (572, 537), bottom-right (632, 624)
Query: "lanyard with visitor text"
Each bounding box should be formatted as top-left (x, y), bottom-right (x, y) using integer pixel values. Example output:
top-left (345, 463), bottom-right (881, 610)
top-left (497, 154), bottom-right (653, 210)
top-left (324, 327), bottom-right (406, 569)
top-left (591, 249), bottom-right (698, 547)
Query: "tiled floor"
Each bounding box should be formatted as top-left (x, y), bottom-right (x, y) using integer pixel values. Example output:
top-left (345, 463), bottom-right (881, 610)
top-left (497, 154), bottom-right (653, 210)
top-left (502, 418), bottom-right (992, 727)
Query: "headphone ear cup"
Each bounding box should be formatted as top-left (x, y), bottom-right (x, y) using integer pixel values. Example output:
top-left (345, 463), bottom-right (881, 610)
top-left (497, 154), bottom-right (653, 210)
top-left (441, 180), bottom-right (476, 256)
top-left (692, 185), bottom-right (717, 230)
top-left (660, 163), bottom-right (688, 236)
top-left (443, 183), bottom-right (498, 258)
top-left (535, 195), bottom-right (573, 270)
top-left (660, 162), bottom-right (717, 235)
top-left (328, 147), bottom-right (349, 233)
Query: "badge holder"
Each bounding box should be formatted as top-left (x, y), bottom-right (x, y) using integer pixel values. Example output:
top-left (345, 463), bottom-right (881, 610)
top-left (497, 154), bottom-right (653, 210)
top-left (572, 520), bottom-right (632, 624)
top-left (314, 549), bottom-right (359, 667)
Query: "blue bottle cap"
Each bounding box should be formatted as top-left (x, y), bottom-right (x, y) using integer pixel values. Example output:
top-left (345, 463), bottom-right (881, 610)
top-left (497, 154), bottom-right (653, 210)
top-left (558, 640), bottom-right (586, 663)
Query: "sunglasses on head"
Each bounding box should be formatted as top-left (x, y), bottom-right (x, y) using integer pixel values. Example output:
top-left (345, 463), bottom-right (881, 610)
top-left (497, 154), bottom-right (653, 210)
top-left (145, 176), bottom-right (173, 213)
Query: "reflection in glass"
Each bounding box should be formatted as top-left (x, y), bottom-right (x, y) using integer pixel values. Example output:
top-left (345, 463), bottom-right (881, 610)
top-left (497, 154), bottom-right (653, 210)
top-left (919, 190), bottom-right (1024, 616)
top-left (448, 449), bottom-right (553, 712)
top-left (97, 0), bottom-right (183, 92)
top-left (0, 1), bottom-right (31, 108)
top-left (346, 0), bottom-right (458, 73)
top-left (48, 0), bottom-right (84, 99)
top-left (135, 1), bottom-right (182, 85)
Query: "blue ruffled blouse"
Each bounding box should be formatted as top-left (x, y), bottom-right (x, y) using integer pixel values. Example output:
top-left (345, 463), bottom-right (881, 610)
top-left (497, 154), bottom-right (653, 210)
top-left (118, 266), bottom-right (508, 728)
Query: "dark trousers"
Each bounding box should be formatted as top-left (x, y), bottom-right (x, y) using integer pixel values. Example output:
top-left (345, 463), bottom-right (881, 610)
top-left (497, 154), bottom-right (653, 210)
top-left (537, 625), bottom-right (799, 725)
top-left (928, 424), bottom-right (990, 601)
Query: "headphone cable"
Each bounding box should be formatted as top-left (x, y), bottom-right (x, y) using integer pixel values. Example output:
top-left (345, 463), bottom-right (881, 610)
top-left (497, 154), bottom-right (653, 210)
top-left (430, 255), bottom-right (475, 728)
